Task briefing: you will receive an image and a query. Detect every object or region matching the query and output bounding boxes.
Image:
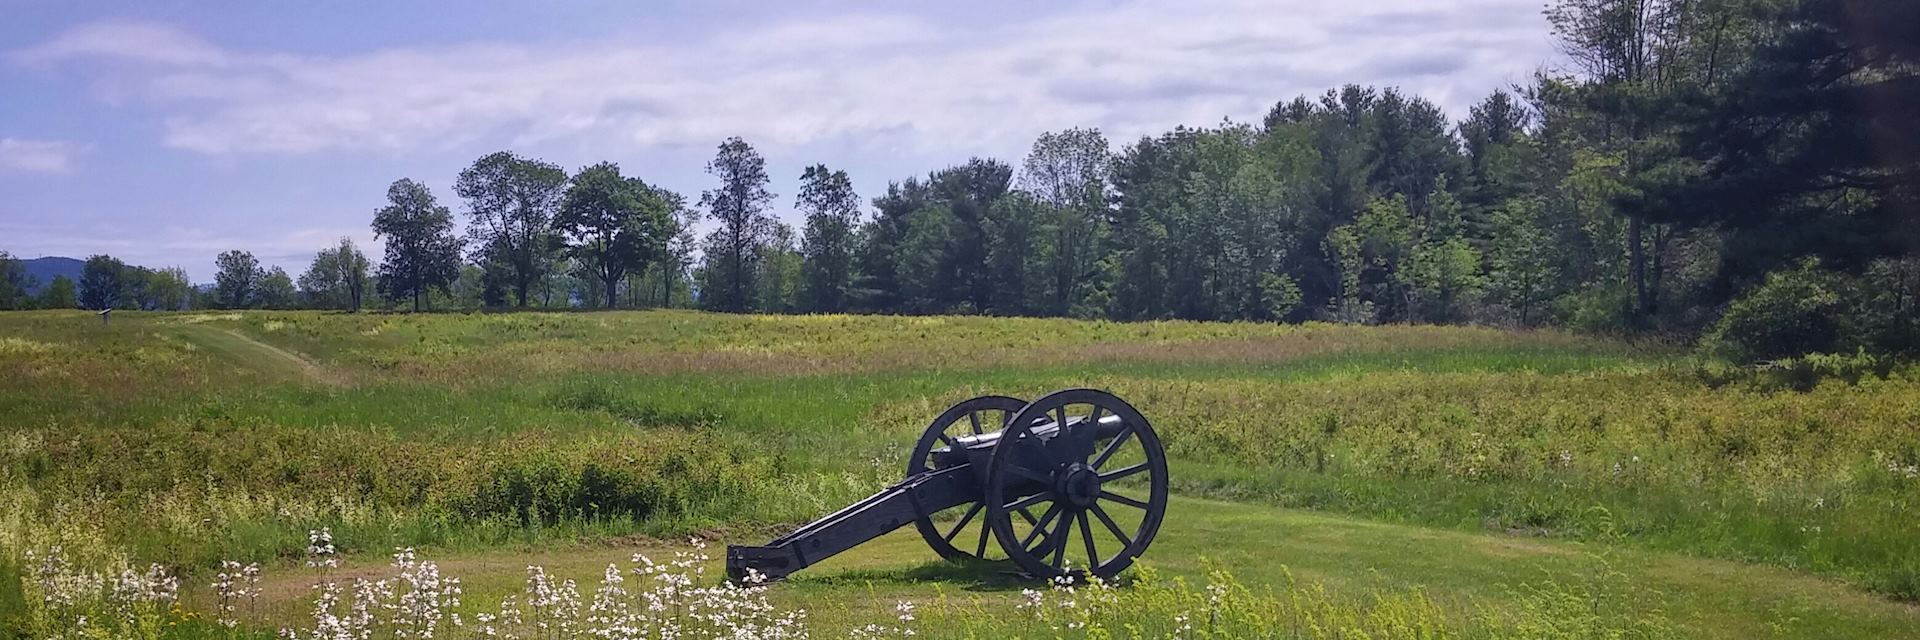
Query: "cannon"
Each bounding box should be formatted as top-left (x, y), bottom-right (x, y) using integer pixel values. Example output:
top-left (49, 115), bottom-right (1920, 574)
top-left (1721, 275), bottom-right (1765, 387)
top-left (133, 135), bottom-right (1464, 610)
top-left (727, 388), bottom-right (1169, 582)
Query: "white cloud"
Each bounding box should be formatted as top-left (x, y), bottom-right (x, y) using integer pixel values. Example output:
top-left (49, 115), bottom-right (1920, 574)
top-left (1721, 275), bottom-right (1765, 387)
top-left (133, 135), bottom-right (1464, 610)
top-left (18, 0), bottom-right (1554, 158)
top-left (0, 138), bottom-right (92, 173)
top-left (10, 21), bottom-right (231, 67)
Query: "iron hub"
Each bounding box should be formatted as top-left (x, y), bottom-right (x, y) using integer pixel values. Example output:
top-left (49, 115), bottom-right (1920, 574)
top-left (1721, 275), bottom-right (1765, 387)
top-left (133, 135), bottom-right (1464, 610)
top-left (1058, 462), bottom-right (1101, 509)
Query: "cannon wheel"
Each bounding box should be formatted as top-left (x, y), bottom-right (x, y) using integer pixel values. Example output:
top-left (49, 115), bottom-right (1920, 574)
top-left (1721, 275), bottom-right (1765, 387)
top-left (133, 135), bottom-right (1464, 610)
top-left (907, 395), bottom-right (1038, 562)
top-left (983, 388), bottom-right (1168, 580)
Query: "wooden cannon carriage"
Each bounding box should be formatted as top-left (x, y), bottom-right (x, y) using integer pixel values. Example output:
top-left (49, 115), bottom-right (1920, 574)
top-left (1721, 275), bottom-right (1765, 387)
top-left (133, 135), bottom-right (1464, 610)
top-left (726, 389), bottom-right (1169, 582)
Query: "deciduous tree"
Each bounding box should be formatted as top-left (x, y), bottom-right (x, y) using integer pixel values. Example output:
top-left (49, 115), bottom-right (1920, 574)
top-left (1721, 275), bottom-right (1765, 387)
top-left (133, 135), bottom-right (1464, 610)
top-left (213, 250), bottom-right (261, 309)
top-left (556, 162), bottom-right (673, 309)
top-left (796, 165), bottom-right (861, 312)
top-left (371, 179), bottom-right (463, 312)
top-left (299, 238), bottom-right (370, 311)
top-left (0, 251), bottom-right (35, 310)
top-left (39, 275), bottom-right (75, 309)
top-left (79, 255), bottom-right (129, 310)
top-left (456, 151), bottom-right (567, 307)
top-left (256, 267), bottom-right (297, 309)
top-left (698, 138), bottom-right (774, 312)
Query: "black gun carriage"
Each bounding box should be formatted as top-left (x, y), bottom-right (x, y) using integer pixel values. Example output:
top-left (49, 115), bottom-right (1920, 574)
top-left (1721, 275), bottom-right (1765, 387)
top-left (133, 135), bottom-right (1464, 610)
top-left (726, 388), bottom-right (1169, 583)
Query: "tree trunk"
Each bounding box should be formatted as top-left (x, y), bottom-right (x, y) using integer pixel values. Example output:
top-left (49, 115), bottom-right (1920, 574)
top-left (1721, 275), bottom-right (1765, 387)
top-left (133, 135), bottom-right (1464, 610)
top-left (732, 246), bottom-right (745, 313)
top-left (604, 273), bottom-right (619, 309)
top-left (1628, 216), bottom-right (1648, 318)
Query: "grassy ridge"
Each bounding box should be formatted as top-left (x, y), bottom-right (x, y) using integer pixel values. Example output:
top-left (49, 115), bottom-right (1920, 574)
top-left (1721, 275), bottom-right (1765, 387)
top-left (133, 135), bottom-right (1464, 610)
top-left (3, 309), bottom-right (1918, 634)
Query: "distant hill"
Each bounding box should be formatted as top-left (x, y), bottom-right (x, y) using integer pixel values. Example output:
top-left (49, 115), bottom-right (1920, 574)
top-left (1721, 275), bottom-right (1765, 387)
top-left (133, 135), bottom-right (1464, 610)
top-left (21, 256), bottom-right (84, 295)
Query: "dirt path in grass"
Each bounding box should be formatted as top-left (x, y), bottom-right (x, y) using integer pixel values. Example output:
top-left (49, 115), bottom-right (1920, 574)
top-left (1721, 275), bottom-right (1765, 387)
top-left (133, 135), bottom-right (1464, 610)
top-left (174, 325), bottom-right (342, 386)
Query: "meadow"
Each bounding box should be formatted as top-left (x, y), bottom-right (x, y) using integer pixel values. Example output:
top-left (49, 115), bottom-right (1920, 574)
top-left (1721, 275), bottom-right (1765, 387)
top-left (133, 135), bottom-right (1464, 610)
top-left (2, 309), bottom-right (1917, 638)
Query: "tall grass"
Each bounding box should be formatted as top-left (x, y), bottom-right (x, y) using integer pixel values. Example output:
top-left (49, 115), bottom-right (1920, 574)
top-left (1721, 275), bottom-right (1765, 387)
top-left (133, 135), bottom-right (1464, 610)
top-left (2, 308), bottom-right (1916, 608)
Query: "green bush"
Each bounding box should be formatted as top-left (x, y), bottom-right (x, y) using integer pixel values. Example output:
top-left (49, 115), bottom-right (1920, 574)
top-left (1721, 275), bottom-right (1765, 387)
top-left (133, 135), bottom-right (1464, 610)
top-left (1555, 283), bottom-right (1634, 334)
top-left (1699, 259), bottom-right (1849, 363)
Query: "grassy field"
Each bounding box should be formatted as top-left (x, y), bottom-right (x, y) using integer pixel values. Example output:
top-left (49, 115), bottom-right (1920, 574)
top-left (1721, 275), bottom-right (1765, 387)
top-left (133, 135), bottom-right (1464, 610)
top-left (2, 309), bottom-right (1917, 638)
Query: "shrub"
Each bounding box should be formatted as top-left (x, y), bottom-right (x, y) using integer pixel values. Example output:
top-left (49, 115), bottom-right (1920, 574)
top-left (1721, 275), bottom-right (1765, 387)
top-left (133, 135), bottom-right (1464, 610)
top-left (1699, 259), bottom-right (1849, 363)
top-left (1556, 282), bottom-right (1634, 334)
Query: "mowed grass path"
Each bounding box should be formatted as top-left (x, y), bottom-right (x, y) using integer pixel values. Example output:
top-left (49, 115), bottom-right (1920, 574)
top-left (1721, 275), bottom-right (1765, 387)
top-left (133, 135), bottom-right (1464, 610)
top-left (171, 323), bottom-right (342, 385)
top-left (216, 497), bottom-right (1920, 639)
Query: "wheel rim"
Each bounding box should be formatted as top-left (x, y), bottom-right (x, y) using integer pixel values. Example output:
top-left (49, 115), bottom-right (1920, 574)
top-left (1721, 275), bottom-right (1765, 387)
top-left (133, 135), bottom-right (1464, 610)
top-left (984, 388), bottom-right (1168, 580)
top-left (908, 395), bottom-right (1027, 561)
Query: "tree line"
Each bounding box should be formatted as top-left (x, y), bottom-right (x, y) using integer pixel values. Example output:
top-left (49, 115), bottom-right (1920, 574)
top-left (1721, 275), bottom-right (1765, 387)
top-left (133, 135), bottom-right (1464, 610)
top-left (2, 0), bottom-right (1913, 362)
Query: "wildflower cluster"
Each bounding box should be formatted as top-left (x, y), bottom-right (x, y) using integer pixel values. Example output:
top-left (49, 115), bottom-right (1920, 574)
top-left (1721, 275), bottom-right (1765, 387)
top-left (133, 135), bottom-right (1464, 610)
top-left (284, 547), bottom-right (465, 639)
top-left (307, 527), bottom-right (341, 570)
top-left (847, 600), bottom-right (918, 639)
top-left (213, 559), bottom-right (263, 627)
top-left (275, 539), bottom-right (806, 639)
top-left (1013, 571), bottom-right (1121, 634)
top-left (20, 546), bottom-right (184, 639)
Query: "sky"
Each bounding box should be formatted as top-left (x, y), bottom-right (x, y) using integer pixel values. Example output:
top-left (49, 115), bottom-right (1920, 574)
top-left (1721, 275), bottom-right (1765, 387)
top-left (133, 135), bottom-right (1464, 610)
top-left (0, 0), bottom-right (1559, 282)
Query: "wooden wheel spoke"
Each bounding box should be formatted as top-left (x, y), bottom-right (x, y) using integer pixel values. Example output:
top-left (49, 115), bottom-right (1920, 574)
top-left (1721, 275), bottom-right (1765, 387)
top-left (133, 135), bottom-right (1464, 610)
top-left (1050, 513), bottom-right (1071, 569)
top-left (1050, 407), bottom-right (1073, 464)
top-left (1099, 490), bottom-right (1151, 510)
top-left (1099, 463), bottom-right (1148, 482)
top-left (936, 433), bottom-right (956, 449)
top-left (1091, 425), bottom-right (1134, 470)
top-left (1082, 406), bottom-right (1105, 458)
top-left (1004, 492), bottom-right (1051, 512)
top-left (1090, 504), bottom-right (1132, 548)
top-left (975, 522), bottom-right (991, 557)
top-left (1078, 511), bottom-right (1098, 567)
top-left (943, 503), bottom-right (982, 543)
top-left (968, 411), bottom-right (984, 435)
top-left (1022, 504), bottom-right (1063, 549)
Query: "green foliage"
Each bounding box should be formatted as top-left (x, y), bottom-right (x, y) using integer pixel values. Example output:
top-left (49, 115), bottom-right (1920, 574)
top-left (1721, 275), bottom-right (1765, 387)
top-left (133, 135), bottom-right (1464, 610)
top-left (1260, 273), bottom-right (1303, 320)
top-left (894, 204), bottom-right (957, 313)
top-left (38, 275), bottom-right (76, 309)
top-left (213, 250), bottom-right (261, 309)
top-left (1700, 260), bottom-right (1847, 363)
top-left (456, 151), bottom-right (567, 307)
top-left (1487, 198), bottom-right (1560, 325)
top-left (297, 238), bottom-right (370, 311)
top-left (796, 164), bottom-right (861, 313)
top-left (697, 137), bottom-right (775, 313)
top-left (370, 178), bottom-right (463, 312)
top-left (1407, 236), bottom-right (1484, 323)
top-left (753, 223), bottom-right (802, 313)
top-left (144, 267), bottom-right (192, 311)
top-left (0, 251), bottom-right (33, 310)
top-left (556, 162), bottom-right (675, 309)
top-left (1557, 282), bottom-right (1633, 334)
top-left (255, 267), bottom-right (297, 310)
top-left (78, 254), bottom-right (132, 310)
